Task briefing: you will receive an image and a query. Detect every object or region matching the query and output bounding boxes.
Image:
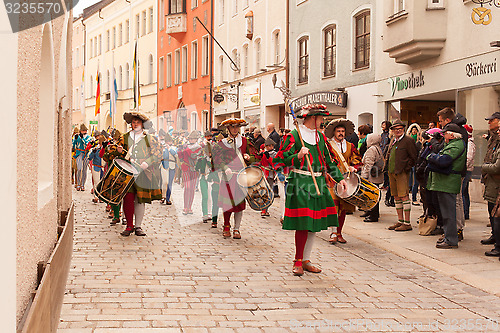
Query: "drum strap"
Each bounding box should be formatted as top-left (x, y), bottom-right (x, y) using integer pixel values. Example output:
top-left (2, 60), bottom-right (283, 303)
top-left (330, 141), bottom-right (350, 171)
top-left (292, 169), bottom-right (322, 177)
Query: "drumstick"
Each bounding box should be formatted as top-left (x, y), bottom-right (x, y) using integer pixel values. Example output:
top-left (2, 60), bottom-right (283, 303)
top-left (287, 102), bottom-right (321, 196)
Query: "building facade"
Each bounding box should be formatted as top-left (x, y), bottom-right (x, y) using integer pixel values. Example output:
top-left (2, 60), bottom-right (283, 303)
top-left (1, 7), bottom-right (74, 330)
top-left (72, 15), bottom-right (85, 128)
top-left (375, 0), bottom-right (500, 201)
top-left (289, 0), bottom-right (377, 130)
top-left (158, 0), bottom-right (212, 133)
top-left (213, 0), bottom-right (287, 132)
top-left (83, 0), bottom-right (158, 133)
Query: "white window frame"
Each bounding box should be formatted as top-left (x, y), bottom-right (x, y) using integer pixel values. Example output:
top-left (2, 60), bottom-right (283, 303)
top-left (182, 45), bottom-right (188, 82)
top-left (136, 14), bottom-right (140, 38)
top-left (242, 44), bottom-right (248, 77)
top-left (119, 24), bottom-right (123, 46)
top-left (273, 30), bottom-right (280, 65)
top-left (118, 66), bottom-right (122, 90)
top-left (219, 55), bottom-right (224, 84)
top-left (191, 111), bottom-right (198, 131)
top-left (243, 0), bottom-right (249, 9)
top-left (112, 26), bottom-right (116, 49)
top-left (427, 0), bottom-right (444, 9)
top-left (201, 35), bottom-right (209, 76)
top-left (125, 20), bottom-right (130, 43)
top-left (322, 24), bottom-right (337, 78)
top-left (192, 0), bottom-right (198, 9)
top-left (149, 54), bottom-right (154, 84)
top-left (219, 0), bottom-right (225, 26)
top-left (394, 0), bottom-right (405, 13)
top-left (232, 0), bottom-right (238, 16)
top-left (167, 53), bottom-right (172, 87)
top-left (160, 0), bottom-right (165, 30)
top-left (159, 57), bottom-right (164, 90)
top-left (98, 34), bottom-right (102, 55)
top-left (191, 40), bottom-right (198, 79)
top-left (125, 63), bottom-right (130, 90)
top-left (297, 35), bottom-right (309, 84)
top-left (232, 48), bottom-right (239, 80)
top-left (175, 49), bottom-right (181, 85)
top-left (149, 7), bottom-right (154, 33)
top-left (255, 38), bottom-right (261, 73)
top-left (142, 10), bottom-right (147, 36)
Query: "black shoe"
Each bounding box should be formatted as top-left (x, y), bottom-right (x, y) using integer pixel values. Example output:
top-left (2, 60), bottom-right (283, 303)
top-left (481, 236), bottom-right (495, 245)
top-left (120, 228), bottom-right (134, 236)
top-left (360, 211), bottom-right (370, 218)
top-left (166, 200), bottom-right (172, 205)
top-left (458, 229), bottom-right (464, 242)
top-left (436, 242), bottom-right (458, 249)
top-left (384, 199), bottom-right (391, 207)
top-left (485, 249), bottom-right (500, 257)
top-left (363, 217), bottom-right (378, 222)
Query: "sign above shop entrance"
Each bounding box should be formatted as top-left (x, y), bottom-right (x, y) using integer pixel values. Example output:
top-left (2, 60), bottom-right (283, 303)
top-left (290, 91), bottom-right (347, 110)
top-left (388, 70), bottom-right (425, 97)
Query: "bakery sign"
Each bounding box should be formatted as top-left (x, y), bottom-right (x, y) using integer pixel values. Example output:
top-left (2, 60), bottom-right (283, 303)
top-left (290, 91), bottom-right (348, 110)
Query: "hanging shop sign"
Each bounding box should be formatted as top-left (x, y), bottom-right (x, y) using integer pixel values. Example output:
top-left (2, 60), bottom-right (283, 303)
top-left (214, 93), bottom-right (225, 103)
top-left (290, 91), bottom-right (347, 110)
top-left (471, 0), bottom-right (500, 25)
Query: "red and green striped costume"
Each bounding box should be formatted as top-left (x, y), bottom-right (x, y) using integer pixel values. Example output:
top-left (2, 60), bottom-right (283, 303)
top-left (274, 128), bottom-right (343, 232)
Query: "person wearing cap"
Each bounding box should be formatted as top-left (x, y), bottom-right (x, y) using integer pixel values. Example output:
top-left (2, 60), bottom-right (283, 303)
top-left (102, 129), bottom-right (125, 225)
top-left (72, 123), bottom-right (92, 191)
top-left (274, 104), bottom-right (347, 276)
top-left (177, 131), bottom-right (203, 215)
top-left (481, 112), bottom-right (500, 247)
top-left (462, 124), bottom-right (475, 220)
top-left (213, 118), bottom-right (257, 239)
top-left (324, 118), bottom-right (362, 243)
top-left (426, 123), bottom-right (466, 248)
top-left (116, 112), bottom-right (163, 236)
top-left (259, 137), bottom-right (277, 217)
top-left (196, 130), bottom-right (220, 225)
top-left (437, 107), bottom-right (468, 240)
top-left (160, 133), bottom-right (178, 206)
top-left (384, 119), bottom-right (418, 232)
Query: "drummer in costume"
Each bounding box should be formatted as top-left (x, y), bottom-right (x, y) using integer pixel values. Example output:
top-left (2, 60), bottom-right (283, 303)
top-left (177, 131), bottom-right (202, 214)
top-left (213, 118), bottom-right (257, 239)
top-left (274, 104), bottom-right (347, 276)
top-left (260, 137), bottom-right (277, 217)
top-left (196, 131), bottom-right (220, 225)
top-left (116, 112), bottom-right (163, 236)
top-left (324, 119), bottom-right (362, 244)
top-left (103, 129), bottom-right (126, 225)
top-left (73, 124), bottom-right (92, 191)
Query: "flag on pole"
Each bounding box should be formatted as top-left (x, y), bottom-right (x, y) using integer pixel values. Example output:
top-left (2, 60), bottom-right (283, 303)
top-left (95, 70), bottom-right (101, 116)
top-left (80, 69), bottom-right (85, 118)
top-left (110, 70), bottom-right (118, 120)
top-left (133, 39), bottom-right (141, 109)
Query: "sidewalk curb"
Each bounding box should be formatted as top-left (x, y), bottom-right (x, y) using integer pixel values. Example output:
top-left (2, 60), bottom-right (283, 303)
top-left (317, 226), bottom-right (500, 297)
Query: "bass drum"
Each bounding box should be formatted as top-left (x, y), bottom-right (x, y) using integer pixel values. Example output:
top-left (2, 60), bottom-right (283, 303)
top-left (237, 166), bottom-right (274, 211)
top-left (334, 172), bottom-right (380, 211)
top-left (95, 158), bottom-right (139, 205)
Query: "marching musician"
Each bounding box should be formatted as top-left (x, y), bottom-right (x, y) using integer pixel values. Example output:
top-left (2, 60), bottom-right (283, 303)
top-left (72, 124), bottom-right (92, 191)
top-left (196, 131), bottom-right (220, 226)
top-left (177, 131), bottom-right (202, 215)
top-left (213, 118), bottom-right (257, 239)
top-left (88, 133), bottom-right (106, 203)
top-left (116, 112), bottom-right (163, 237)
top-left (324, 119), bottom-right (362, 244)
top-left (103, 129), bottom-right (125, 225)
top-left (274, 104), bottom-right (347, 276)
top-left (260, 137), bottom-right (277, 218)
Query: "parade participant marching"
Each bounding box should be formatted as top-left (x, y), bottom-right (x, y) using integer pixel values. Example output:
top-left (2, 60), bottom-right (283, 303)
top-left (161, 133), bottom-right (178, 205)
top-left (324, 118), bottom-right (362, 244)
top-left (274, 104), bottom-right (347, 276)
top-left (177, 131), bottom-right (202, 215)
top-left (73, 124), bottom-right (92, 191)
top-left (103, 129), bottom-right (125, 225)
top-left (196, 131), bottom-right (220, 224)
top-left (88, 133), bottom-right (106, 203)
top-left (116, 112), bottom-right (163, 236)
top-left (71, 127), bottom-right (80, 185)
top-left (260, 137), bottom-right (277, 217)
top-left (213, 118), bottom-right (257, 239)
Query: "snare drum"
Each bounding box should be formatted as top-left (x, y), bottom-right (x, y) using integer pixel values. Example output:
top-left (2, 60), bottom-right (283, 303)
top-left (237, 166), bottom-right (274, 211)
top-left (334, 173), bottom-right (380, 211)
top-left (95, 158), bottom-right (139, 205)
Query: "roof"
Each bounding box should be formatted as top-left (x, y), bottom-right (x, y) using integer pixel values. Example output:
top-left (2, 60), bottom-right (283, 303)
top-left (83, 0), bottom-right (115, 19)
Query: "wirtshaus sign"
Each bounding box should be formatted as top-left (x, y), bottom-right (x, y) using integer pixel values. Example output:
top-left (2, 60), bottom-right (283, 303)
top-left (290, 91), bottom-right (348, 110)
top-left (388, 71), bottom-right (425, 97)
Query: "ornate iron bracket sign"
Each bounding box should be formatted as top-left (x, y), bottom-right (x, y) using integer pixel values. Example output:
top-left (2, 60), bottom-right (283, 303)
top-left (471, 0), bottom-right (500, 25)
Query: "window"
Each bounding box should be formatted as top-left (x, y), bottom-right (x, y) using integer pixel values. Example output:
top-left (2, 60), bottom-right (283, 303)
top-left (90, 40), bottom-right (93, 58)
top-left (149, 54), bottom-right (154, 84)
top-left (136, 14), bottom-right (140, 38)
top-left (142, 11), bottom-right (147, 36)
top-left (118, 66), bottom-right (122, 90)
top-left (98, 34), bottom-right (102, 55)
top-left (393, 0), bottom-right (404, 13)
top-left (119, 23), bottom-right (123, 46)
top-left (354, 10), bottom-right (370, 69)
top-left (202, 35), bottom-right (209, 76)
top-left (170, 0), bottom-right (185, 14)
top-left (219, 56), bottom-right (224, 83)
top-left (113, 26), bottom-right (116, 49)
top-left (76, 48), bottom-right (79, 67)
top-left (298, 36), bottom-right (308, 84)
top-left (175, 49), bottom-right (181, 84)
top-left (273, 31), bottom-right (280, 65)
top-left (159, 57), bottom-right (164, 90)
top-left (125, 20), bottom-right (130, 43)
top-left (167, 53), bottom-right (172, 87)
top-left (219, 0), bottom-right (225, 25)
top-left (323, 25), bottom-right (336, 77)
top-left (427, 0), bottom-right (444, 9)
top-left (107, 70), bottom-right (110, 92)
top-left (243, 45), bottom-right (248, 76)
top-left (149, 7), bottom-right (154, 33)
top-left (94, 38), bottom-right (97, 57)
top-left (232, 49), bottom-right (239, 80)
top-left (125, 63), bottom-right (129, 89)
top-left (233, 0), bottom-right (237, 16)
top-left (192, 0), bottom-right (198, 9)
top-left (191, 40), bottom-right (198, 79)
top-left (90, 75), bottom-right (93, 97)
top-left (255, 39), bottom-right (261, 73)
top-left (160, 0), bottom-right (165, 30)
top-left (182, 45), bottom-right (188, 82)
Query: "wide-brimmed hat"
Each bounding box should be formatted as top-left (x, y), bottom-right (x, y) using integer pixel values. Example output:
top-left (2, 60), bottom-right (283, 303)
top-left (325, 118), bottom-right (355, 138)
top-left (296, 104), bottom-right (331, 119)
top-left (187, 131), bottom-right (201, 140)
top-left (80, 123), bottom-right (88, 132)
top-left (123, 111), bottom-right (152, 129)
top-left (390, 119), bottom-right (406, 130)
top-left (221, 118), bottom-right (248, 127)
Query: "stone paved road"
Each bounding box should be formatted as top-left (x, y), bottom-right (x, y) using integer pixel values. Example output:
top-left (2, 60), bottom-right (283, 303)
top-left (59, 181), bottom-right (500, 332)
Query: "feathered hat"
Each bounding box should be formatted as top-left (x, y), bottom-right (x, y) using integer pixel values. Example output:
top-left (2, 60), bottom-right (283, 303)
top-left (296, 104), bottom-right (331, 119)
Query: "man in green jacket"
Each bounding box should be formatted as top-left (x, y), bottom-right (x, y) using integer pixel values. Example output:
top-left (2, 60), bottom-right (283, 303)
top-left (426, 123), bottom-right (466, 249)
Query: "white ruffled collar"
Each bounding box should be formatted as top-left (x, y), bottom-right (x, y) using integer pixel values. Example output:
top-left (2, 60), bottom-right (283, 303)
top-left (223, 134), bottom-right (242, 149)
top-left (299, 125), bottom-right (318, 145)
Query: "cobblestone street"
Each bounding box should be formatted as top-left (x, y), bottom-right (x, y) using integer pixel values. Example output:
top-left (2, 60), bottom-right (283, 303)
top-left (59, 179), bottom-right (500, 332)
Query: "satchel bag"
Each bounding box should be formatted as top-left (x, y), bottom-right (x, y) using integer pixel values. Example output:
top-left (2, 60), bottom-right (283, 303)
top-left (418, 215), bottom-right (438, 236)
